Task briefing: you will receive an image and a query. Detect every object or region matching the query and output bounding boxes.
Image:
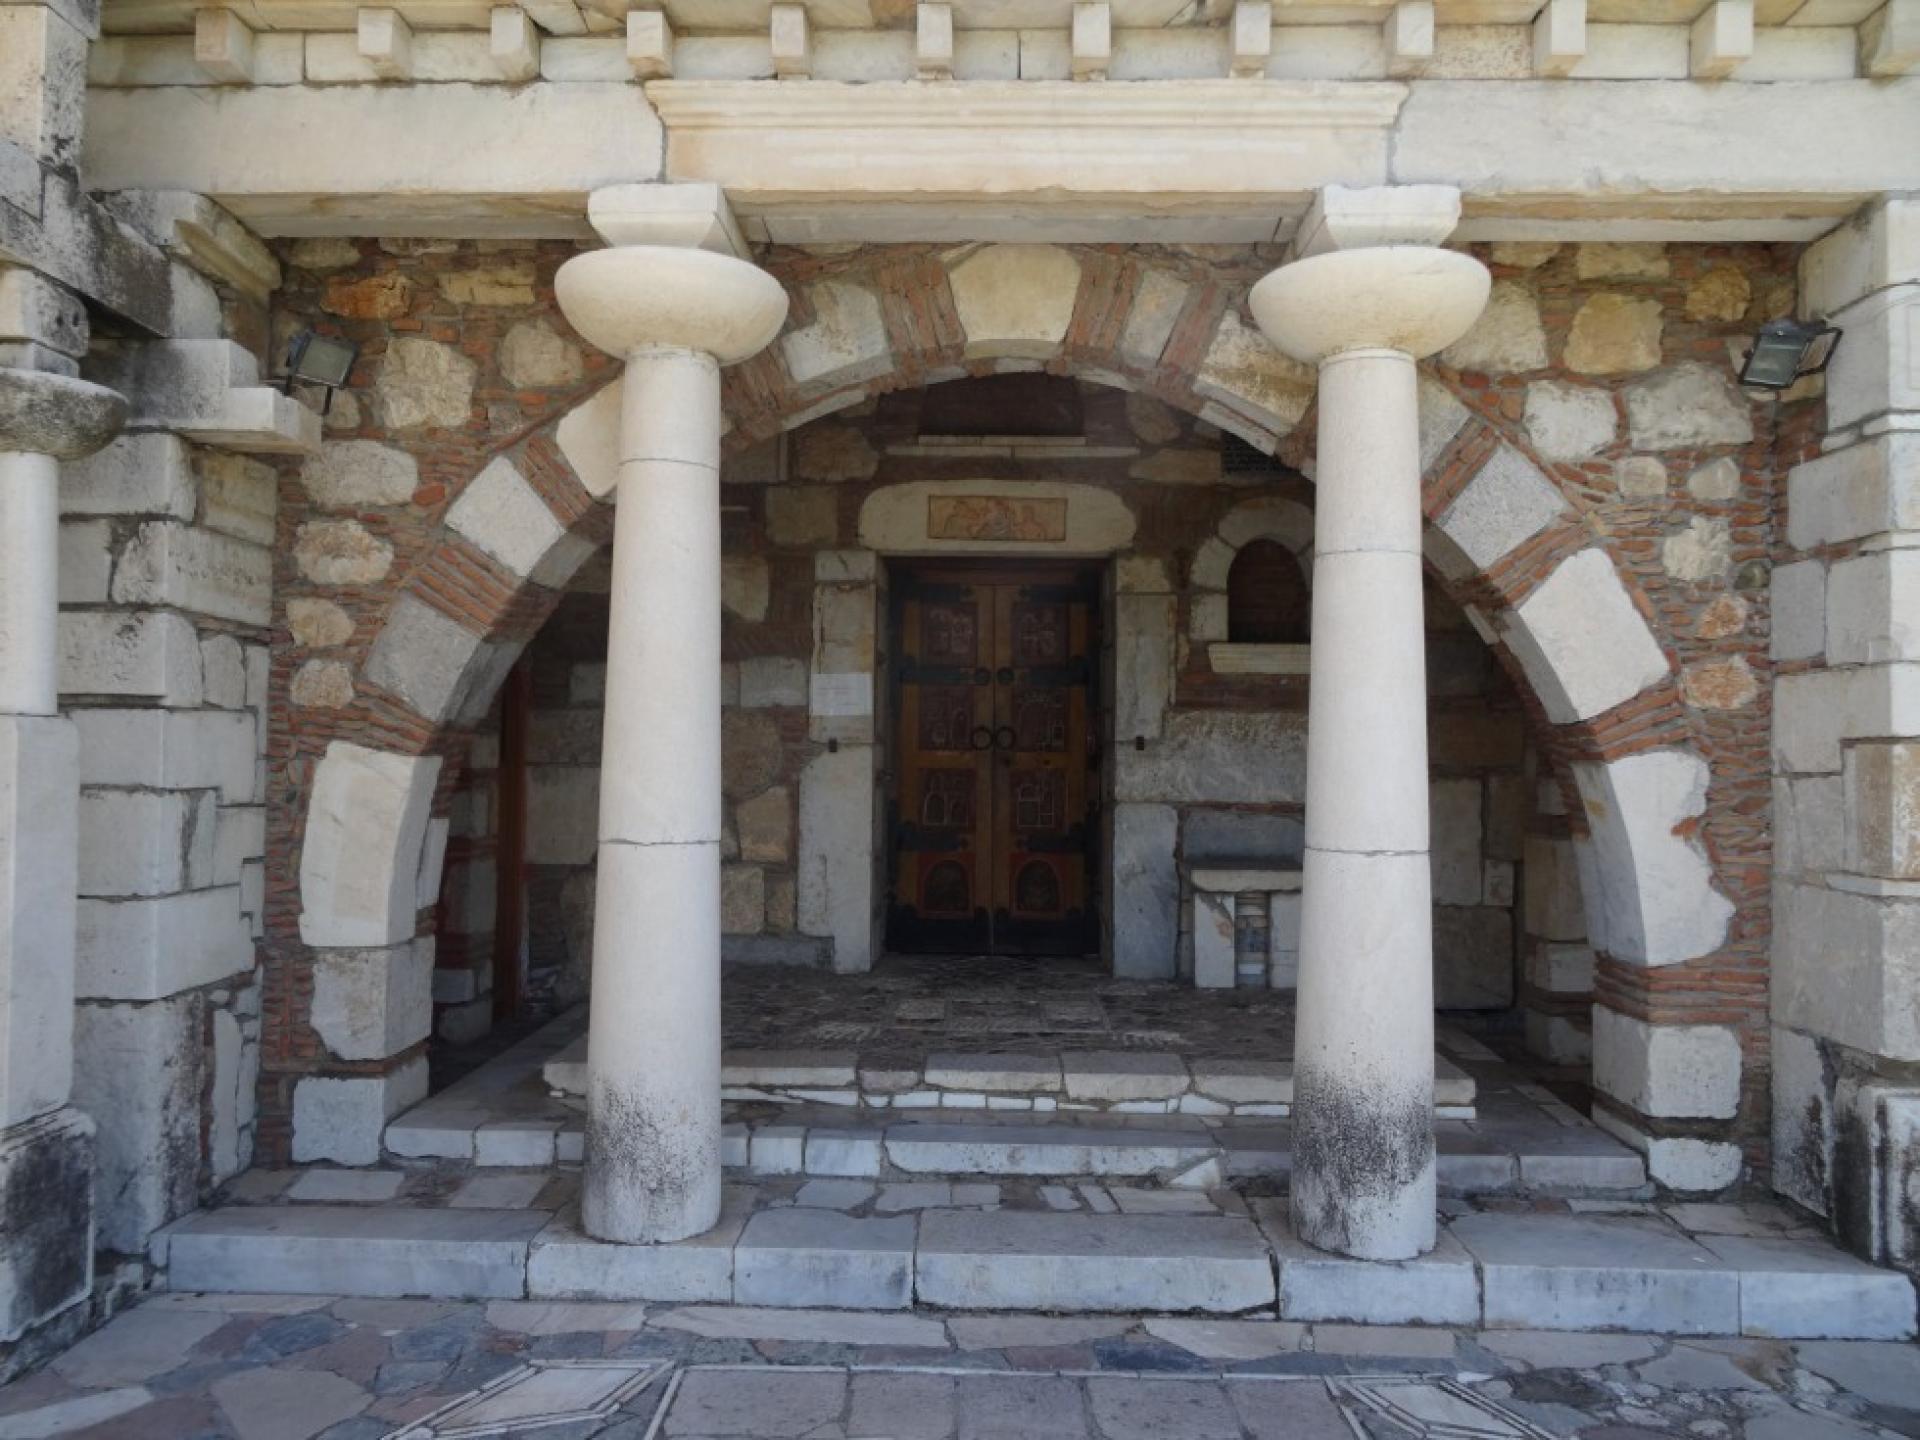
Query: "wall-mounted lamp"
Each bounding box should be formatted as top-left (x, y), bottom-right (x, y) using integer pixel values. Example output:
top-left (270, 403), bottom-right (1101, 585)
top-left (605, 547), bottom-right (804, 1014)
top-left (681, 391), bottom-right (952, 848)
top-left (1737, 318), bottom-right (1842, 391)
top-left (280, 330), bottom-right (360, 415)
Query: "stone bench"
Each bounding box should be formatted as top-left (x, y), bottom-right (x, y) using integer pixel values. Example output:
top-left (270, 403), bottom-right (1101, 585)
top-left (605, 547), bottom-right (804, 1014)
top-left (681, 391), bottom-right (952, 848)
top-left (1188, 864), bottom-right (1302, 990)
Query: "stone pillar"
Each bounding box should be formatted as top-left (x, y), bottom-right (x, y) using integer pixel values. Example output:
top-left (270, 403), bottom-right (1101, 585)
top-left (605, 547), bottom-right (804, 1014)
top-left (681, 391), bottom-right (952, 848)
top-left (555, 192), bottom-right (787, 1244)
top-left (0, 366), bottom-right (126, 1342)
top-left (1249, 188), bottom-right (1488, 1259)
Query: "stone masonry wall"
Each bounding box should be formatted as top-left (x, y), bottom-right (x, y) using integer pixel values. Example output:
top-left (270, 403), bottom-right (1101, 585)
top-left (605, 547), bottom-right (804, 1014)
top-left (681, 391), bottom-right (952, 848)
top-left (261, 236), bottom-right (1804, 1190)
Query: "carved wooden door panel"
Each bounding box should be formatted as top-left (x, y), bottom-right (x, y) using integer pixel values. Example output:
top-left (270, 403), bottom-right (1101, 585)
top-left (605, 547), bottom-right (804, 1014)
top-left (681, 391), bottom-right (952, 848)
top-left (889, 564), bottom-right (1099, 957)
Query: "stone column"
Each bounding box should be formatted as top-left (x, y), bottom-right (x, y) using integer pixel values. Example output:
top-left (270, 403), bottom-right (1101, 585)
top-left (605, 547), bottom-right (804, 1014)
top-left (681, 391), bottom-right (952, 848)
top-left (555, 200), bottom-right (787, 1244)
top-left (0, 366), bottom-right (126, 1341)
top-left (1249, 192), bottom-right (1488, 1260)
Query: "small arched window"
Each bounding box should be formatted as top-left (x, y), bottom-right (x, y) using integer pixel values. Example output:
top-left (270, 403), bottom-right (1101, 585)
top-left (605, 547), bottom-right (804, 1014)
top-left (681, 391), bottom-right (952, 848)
top-left (1227, 539), bottom-right (1310, 645)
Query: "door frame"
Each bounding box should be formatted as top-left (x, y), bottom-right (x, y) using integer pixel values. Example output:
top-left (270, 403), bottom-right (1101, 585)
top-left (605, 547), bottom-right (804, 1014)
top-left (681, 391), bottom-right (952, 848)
top-left (878, 555), bottom-right (1113, 963)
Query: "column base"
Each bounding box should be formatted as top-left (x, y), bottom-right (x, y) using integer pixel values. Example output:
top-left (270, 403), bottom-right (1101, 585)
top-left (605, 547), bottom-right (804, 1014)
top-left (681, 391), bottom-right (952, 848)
top-left (0, 1107), bottom-right (95, 1346)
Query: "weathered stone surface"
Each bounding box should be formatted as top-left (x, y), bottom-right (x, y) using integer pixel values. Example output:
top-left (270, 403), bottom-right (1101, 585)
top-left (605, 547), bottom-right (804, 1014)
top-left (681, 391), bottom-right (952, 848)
top-left (439, 263), bottom-right (537, 306)
top-left (0, 1116), bottom-right (96, 1340)
top-left (1688, 456), bottom-right (1741, 500)
top-left (499, 319), bottom-right (583, 390)
top-left (1417, 373), bottom-right (1470, 474)
top-left (364, 595), bottom-right (507, 725)
top-left (1686, 265), bottom-right (1752, 322)
top-left (322, 272), bottom-right (412, 319)
top-left (798, 744), bottom-right (876, 971)
top-left (1125, 391), bottom-right (1180, 445)
top-left (722, 865), bottom-right (766, 934)
top-left (197, 451), bottom-right (277, 546)
top-left (781, 279), bottom-right (890, 389)
top-left (291, 1060), bottom-right (428, 1166)
top-left (73, 998), bottom-right (199, 1252)
top-left (736, 786), bottom-right (791, 864)
top-left (1565, 294), bottom-right (1664, 374)
top-left (722, 557), bottom-right (771, 624)
top-left (766, 485), bottom-right (838, 547)
top-left (1113, 803), bottom-right (1177, 980)
top-left (1523, 380), bottom-right (1616, 461)
top-left (1616, 455), bottom-right (1668, 497)
top-left (1433, 443), bottom-right (1565, 573)
top-left (288, 237), bottom-right (361, 271)
top-left (1682, 656), bottom-right (1759, 710)
top-left (445, 455), bottom-right (590, 586)
top-left (300, 439), bottom-right (417, 509)
top-left (374, 337), bottom-right (476, 430)
top-left (1848, 741), bottom-right (1920, 879)
top-left (946, 243), bottom-right (1080, 359)
top-left (60, 611), bottom-right (202, 706)
top-left (1116, 711), bottom-right (1306, 804)
top-left (1662, 516), bottom-right (1732, 583)
top-left (298, 741), bottom-right (441, 949)
top-left (723, 711), bottom-right (784, 798)
top-left (1194, 311), bottom-right (1314, 435)
top-left (1491, 240), bottom-right (1560, 269)
top-left (294, 518), bottom-right (393, 585)
top-left (310, 940), bottom-right (432, 1062)
top-left (1593, 1008), bottom-right (1741, 1118)
top-left (1626, 363), bottom-right (1755, 449)
top-left (111, 521), bottom-right (271, 626)
top-left (794, 423), bottom-right (879, 482)
top-left (1576, 242), bottom-right (1669, 280)
top-left (1502, 548), bottom-right (1670, 724)
top-left (1439, 280), bottom-right (1547, 373)
top-left (1121, 268), bottom-right (1189, 367)
top-left (290, 659), bottom-right (354, 709)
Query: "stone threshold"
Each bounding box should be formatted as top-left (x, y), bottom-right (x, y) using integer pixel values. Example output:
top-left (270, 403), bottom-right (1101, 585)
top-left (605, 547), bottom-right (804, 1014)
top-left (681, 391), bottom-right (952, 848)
top-left (156, 1190), bottom-right (1918, 1341)
top-left (540, 1036), bottom-right (1480, 1119)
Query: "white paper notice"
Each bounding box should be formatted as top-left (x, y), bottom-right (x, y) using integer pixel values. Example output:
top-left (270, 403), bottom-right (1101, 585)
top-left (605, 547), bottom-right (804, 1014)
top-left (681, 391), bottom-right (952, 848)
top-left (810, 672), bottom-right (873, 717)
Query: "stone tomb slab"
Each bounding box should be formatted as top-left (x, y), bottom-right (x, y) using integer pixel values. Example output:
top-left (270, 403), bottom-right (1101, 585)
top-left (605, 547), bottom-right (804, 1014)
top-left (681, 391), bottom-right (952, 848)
top-left (733, 1206), bottom-right (917, 1310)
top-left (915, 1208), bottom-right (1276, 1313)
top-left (1451, 1211), bottom-right (1740, 1335)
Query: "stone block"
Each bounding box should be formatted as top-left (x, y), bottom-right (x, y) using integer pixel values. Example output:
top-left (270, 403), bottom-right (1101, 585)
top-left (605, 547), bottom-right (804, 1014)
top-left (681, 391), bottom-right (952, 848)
top-left (291, 1057), bottom-right (428, 1166)
top-left (1826, 286), bottom-right (1920, 431)
top-left (1592, 1008), bottom-right (1741, 1119)
top-left (499, 319), bottom-right (583, 390)
top-left (1828, 550), bottom-right (1920, 664)
top-left (947, 244), bottom-right (1080, 360)
top-left (1439, 280), bottom-right (1546, 373)
top-left (526, 768), bottom-right (597, 871)
top-left (917, 1209), bottom-right (1274, 1313)
top-left (805, 1128), bottom-right (883, 1177)
top-left (1662, 516), bottom-right (1731, 584)
top-left (797, 745), bottom-right (875, 972)
top-left (1258, 1201), bottom-right (1479, 1324)
top-left (1112, 803), bottom-right (1177, 979)
top-left (1522, 380), bottom-right (1617, 461)
top-left (1116, 711), bottom-right (1306, 805)
top-left (298, 740), bottom-right (441, 948)
top-left (0, 717), bottom-right (78, 1127)
top-left (1063, 1051), bottom-right (1188, 1103)
top-left (1847, 741), bottom-right (1920, 879)
top-left (60, 434), bottom-right (193, 518)
top-left (1524, 840), bottom-right (1586, 953)
top-left (1771, 1025), bottom-right (1833, 1218)
top-left (200, 633), bottom-right (246, 709)
top-left (73, 997), bottom-right (200, 1252)
top-left (1195, 311), bottom-right (1314, 436)
top-left (299, 438), bottom-right (417, 510)
top-left (363, 594), bottom-right (510, 725)
top-left (197, 451), bottom-right (277, 546)
top-left (374, 336), bottom-right (476, 431)
top-left (1775, 664), bottom-right (1920, 775)
top-left (293, 518), bottom-right (394, 585)
top-left (1526, 941), bottom-right (1595, 995)
top-left (1624, 362), bottom-right (1754, 450)
top-left (1571, 750), bottom-right (1732, 966)
top-left (0, 1109), bottom-right (92, 1344)
top-left (1501, 549), bottom-right (1669, 724)
top-left (1774, 879), bottom-right (1920, 1060)
top-left (1455, 1211), bottom-right (1740, 1334)
top-left (110, 520), bottom-right (270, 626)
top-left (1193, 891), bottom-right (1236, 989)
top-left (1698, 1233), bottom-right (1914, 1340)
top-left (1787, 434), bottom-right (1920, 552)
top-left (529, 1193), bottom-right (747, 1302)
top-left (926, 1053), bottom-right (1062, 1093)
top-left (72, 707), bottom-right (256, 802)
top-left (59, 610), bottom-right (201, 706)
top-left (310, 940), bottom-right (433, 1062)
top-left (446, 455), bottom-right (593, 587)
top-left (1774, 774), bottom-right (1843, 879)
top-left (75, 887), bottom-right (253, 1000)
top-left (164, 1202), bottom-right (546, 1299)
top-left (1434, 904), bottom-right (1515, 1009)
top-left (1771, 559), bottom-right (1826, 663)
top-left (1114, 593), bottom-right (1173, 741)
top-left (1429, 777), bottom-right (1483, 906)
top-left (92, 338), bottom-right (319, 453)
top-left (57, 519), bottom-right (112, 605)
top-left (734, 1207), bottom-right (913, 1309)
top-left (767, 485), bottom-right (838, 547)
top-left (782, 279), bottom-right (891, 390)
top-left (739, 657), bottom-right (807, 709)
top-left (1565, 294), bottom-right (1663, 374)
top-left (76, 787), bottom-right (210, 898)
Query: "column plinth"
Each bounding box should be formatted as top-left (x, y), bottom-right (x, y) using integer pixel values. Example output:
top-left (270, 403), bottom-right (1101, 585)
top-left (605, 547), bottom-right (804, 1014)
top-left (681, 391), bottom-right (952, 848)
top-left (555, 242), bottom-right (787, 1245)
top-left (1251, 243), bottom-right (1488, 1261)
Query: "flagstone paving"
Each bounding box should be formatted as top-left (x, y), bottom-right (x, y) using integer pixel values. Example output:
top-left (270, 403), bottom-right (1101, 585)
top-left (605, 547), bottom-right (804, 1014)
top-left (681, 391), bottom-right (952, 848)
top-left (4, 1294), bottom-right (1919, 1439)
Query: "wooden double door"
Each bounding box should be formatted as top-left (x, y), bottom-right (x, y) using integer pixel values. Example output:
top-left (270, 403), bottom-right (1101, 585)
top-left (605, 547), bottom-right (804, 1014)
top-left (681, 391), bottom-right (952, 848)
top-left (887, 562), bottom-right (1101, 956)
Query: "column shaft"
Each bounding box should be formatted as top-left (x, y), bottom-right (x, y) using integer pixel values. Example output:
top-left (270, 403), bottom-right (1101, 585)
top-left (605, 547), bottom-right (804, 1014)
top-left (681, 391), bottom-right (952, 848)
top-left (1290, 347), bottom-right (1437, 1261)
top-left (0, 451), bottom-right (60, 716)
top-left (583, 346), bottom-right (726, 1245)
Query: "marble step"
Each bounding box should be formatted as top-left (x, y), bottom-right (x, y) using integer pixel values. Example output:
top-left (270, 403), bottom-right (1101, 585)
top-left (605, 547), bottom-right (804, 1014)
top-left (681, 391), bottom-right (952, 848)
top-left (540, 1038), bottom-right (1480, 1119)
top-left (157, 1197), bottom-right (1918, 1340)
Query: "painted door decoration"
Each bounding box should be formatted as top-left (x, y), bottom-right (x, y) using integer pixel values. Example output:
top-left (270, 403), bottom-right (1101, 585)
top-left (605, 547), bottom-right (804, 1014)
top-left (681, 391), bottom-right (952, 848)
top-left (888, 564), bottom-right (1100, 956)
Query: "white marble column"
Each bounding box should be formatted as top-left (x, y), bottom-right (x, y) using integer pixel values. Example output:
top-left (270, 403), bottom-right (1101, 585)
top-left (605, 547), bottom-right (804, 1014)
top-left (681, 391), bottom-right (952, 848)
top-left (1250, 202), bottom-right (1489, 1260)
top-left (0, 367), bottom-right (124, 1341)
top-left (555, 203), bottom-right (787, 1244)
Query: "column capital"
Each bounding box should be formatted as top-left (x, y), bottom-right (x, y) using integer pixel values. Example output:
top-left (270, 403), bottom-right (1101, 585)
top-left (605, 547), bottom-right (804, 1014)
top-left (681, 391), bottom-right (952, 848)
top-left (1250, 246), bottom-right (1489, 366)
top-left (0, 367), bottom-right (127, 461)
top-left (587, 182), bottom-right (751, 258)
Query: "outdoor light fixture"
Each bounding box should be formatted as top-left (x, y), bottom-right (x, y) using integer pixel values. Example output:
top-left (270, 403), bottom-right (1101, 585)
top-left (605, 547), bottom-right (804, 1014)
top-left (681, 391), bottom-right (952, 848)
top-left (1737, 318), bottom-right (1842, 390)
top-left (281, 330), bottom-right (360, 414)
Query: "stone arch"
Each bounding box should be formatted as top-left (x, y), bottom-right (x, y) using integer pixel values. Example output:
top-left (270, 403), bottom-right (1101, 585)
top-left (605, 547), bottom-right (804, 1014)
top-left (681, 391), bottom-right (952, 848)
top-left (275, 238), bottom-right (1753, 1169)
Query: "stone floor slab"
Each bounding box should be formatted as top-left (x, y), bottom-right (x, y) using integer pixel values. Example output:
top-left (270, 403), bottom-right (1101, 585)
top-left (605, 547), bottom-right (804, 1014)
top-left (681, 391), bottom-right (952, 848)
top-left (1256, 1200), bottom-right (1481, 1327)
top-left (1143, 1317), bottom-right (1308, 1359)
top-left (651, 1304), bottom-right (949, 1347)
top-left (209, 1365), bottom-right (369, 1440)
top-left (885, 1120), bottom-right (1214, 1176)
top-left (664, 1366), bottom-right (846, 1437)
top-left (1794, 1340), bottom-right (1920, 1409)
top-left (1087, 1375), bottom-right (1245, 1439)
top-left (284, 1169), bottom-right (408, 1204)
top-left (1693, 1233), bottom-right (1917, 1341)
top-left (48, 1307), bottom-right (229, 1388)
top-left (915, 1209), bottom-right (1274, 1314)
